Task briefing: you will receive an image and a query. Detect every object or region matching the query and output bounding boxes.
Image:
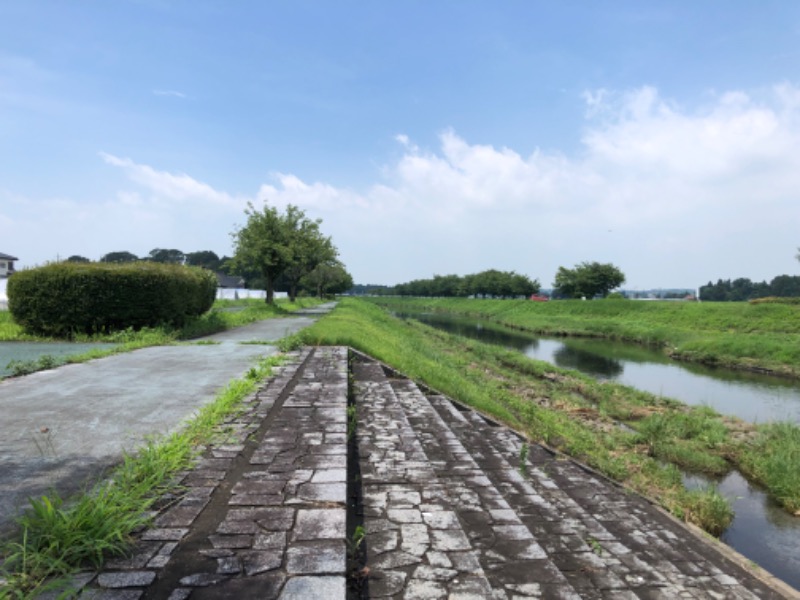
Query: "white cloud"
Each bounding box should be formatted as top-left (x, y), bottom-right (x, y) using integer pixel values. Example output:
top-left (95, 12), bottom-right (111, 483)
top-left (6, 84), bottom-right (800, 287)
top-left (152, 89), bottom-right (186, 98)
top-left (244, 84), bottom-right (800, 286)
top-left (99, 152), bottom-right (246, 207)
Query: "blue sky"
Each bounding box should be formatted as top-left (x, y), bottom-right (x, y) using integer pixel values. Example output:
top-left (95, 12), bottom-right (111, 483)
top-left (2, 1), bottom-right (799, 289)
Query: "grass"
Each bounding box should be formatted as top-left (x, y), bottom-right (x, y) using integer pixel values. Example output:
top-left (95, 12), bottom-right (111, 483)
top-left (298, 298), bottom-right (800, 528)
top-left (0, 352), bottom-right (285, 598)
top-left (370, 296), bottom-right (800, 377)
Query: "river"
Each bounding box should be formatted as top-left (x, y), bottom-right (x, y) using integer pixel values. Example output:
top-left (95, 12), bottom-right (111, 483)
top-left (399, 311), bottom-right (800, 591)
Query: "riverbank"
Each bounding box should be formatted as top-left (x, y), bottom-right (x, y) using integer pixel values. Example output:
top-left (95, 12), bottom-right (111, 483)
top-left (369, 296), bottom-right (800, 378)
top-left (293, 299), bottom-right (800, 523)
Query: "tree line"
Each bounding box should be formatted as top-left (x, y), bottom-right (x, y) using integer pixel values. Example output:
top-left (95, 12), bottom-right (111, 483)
top-left (384, 262), bottom-right (626, 299)
top-left (392, 270), bottom-right (540, 298)
top-left (62, 202), bottom-right (353, 303)
top-left (699, 275), bottom-right (800, 301)
top-left (67, 249), bottom-right (233, 271)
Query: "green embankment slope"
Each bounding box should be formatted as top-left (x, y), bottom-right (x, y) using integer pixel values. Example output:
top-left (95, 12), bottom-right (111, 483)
top-left (369, 297), bottom-right (800, 377)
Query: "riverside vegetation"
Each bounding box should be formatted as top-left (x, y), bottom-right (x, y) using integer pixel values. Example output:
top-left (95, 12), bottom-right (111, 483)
top-left (289, 298), bottom-right (800, 530)
top-left (0, 297), bottom-right (323, 597)
top-left (371, 296), bottom-right (800, 377)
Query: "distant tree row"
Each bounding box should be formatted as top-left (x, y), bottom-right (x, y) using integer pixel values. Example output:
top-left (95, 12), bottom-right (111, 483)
top-left (393, 270), bottom-right (540, 298)
top-left (67, 249), bottom-right (234, 272)
top-left (699, 275), bottom-right (800, 301)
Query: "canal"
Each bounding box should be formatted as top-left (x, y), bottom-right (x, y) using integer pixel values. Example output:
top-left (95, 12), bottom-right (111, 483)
top-left (399, 311), bottom-right (800, 591)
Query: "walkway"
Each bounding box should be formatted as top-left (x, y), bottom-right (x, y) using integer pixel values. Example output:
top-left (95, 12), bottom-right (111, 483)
top-left (68, 347), bottom-right (795, 599)
top-left (0, 305), bottom-right (332, 535)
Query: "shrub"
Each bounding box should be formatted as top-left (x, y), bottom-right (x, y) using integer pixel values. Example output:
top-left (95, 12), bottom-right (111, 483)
top-left (8, 262), bottom-right (217, 336)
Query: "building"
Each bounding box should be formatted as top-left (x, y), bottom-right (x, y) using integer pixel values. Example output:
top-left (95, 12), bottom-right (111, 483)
top-left (0, 253), bottom-right (17, 278)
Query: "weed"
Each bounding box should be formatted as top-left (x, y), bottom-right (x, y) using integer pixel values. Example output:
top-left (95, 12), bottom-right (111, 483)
top-left (586, 537), bottom-right (603, 555)
top-left (518, 443), bottom-right (529, 475)
top-left (347, 405), bottom-right (357, 441)
top-left (347, 524), bottom-right (366, 557)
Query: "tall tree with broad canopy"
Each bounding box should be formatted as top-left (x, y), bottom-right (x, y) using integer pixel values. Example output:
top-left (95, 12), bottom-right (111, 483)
top-left (553, 261), bottom-right (625, 299)
top-left (231, 202), bottom-right (337, 304)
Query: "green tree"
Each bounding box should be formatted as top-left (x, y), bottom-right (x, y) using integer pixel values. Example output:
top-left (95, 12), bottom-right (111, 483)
top-left (553, 261), bottom-right (625, 299)
top-left (185, 250), bottom-right (222, 271)
top-left (231, 202), bottom-right (337, 304)
top-left (302, 261), bottom-right (353, 298)
top-left (282, 220), bottom-right (336, 302)
top-left (66, 255), bottom-right (91, 263)
top-left (100, 251), bottom-right (139, 263)
top-left (148, 248), bottom-right (185, 264)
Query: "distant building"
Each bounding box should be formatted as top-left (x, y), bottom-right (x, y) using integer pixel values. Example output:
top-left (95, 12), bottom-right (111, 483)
top-left (0, 253), bottom-right (17, 278)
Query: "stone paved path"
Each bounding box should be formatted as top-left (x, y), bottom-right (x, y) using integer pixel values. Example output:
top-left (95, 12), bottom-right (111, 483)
top-left (57, 347), bottom-right (795, 599)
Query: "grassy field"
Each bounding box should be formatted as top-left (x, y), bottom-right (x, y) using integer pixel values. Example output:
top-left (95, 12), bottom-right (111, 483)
top-left (369, 296), bottom-right (800, 377)
top-left (292, 298), bottom-right (800, 527)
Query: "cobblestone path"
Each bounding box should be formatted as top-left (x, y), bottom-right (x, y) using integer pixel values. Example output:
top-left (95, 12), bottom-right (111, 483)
top-left (67, 347), bottom-right (793, 599)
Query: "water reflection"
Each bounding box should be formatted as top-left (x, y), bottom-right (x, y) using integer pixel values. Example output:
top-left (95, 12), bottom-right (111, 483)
top-left (685, 471), bottom-right (800, 590)
top-left (0, 342), bottom-right (118, 377)
top-left (551, 345), bottom-right (624, 378)
top-left (402, 312), bottom-right (800, 425)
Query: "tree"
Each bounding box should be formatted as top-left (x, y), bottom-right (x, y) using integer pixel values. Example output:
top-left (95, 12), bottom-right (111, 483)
top-left (66, 255), bottom-right (91, 263)
top-left (282, 220), bottom-right (336, 302)
top-left (231, 202), bottom-right (337, 304)
top-left (553, 261), bottom-right (625, 299)
top-left (185, 250), bottom-right (222, 271)
top-left (302, 261), bottom-right (353, 298)
top-left (100, 251), bottom-right (139, 263)
top-left (148, 248), bottom-right (185, 264)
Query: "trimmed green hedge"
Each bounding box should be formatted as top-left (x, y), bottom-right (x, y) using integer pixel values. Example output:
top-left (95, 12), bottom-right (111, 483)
top-left (7, 262), bottom-right (217, 336)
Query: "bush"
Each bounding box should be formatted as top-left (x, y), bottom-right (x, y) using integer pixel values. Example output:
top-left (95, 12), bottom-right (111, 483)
top-left (8, 262), bottom-right (217, 336)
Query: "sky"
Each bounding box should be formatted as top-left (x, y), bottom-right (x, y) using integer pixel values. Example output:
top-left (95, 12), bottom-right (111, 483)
top-left (2, 1), bottom-right (800, 290)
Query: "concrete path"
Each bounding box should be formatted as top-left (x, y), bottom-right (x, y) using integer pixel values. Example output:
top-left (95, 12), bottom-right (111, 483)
top-left (0, 305), bottom-right (333, 534)
top-left (67, 347), bottom-right (795, 599)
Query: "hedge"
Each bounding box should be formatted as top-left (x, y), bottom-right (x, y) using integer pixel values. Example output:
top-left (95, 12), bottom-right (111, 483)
top-left (7, 262), bottom-right (217, 336)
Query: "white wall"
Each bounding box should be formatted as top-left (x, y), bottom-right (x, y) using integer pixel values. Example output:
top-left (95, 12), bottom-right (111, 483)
top-left (215, 288), bottom-right (288, 300)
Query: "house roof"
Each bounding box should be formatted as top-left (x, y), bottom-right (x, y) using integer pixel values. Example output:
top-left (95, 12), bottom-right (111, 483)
top-left (0, 253), bottom-right (18, 261)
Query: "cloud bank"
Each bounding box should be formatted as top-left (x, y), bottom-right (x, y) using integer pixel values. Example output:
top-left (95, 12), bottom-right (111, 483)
top-left (3, 84), bottom-right (799, 287)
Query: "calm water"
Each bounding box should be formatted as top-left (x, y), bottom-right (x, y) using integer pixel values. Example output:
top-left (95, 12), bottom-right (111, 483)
top-left (0, 342), bottom-right (118, 377)
top-left (400, 311), bottom-right (800, 590)
top-left (403, 312), bottom-right (800, 424)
